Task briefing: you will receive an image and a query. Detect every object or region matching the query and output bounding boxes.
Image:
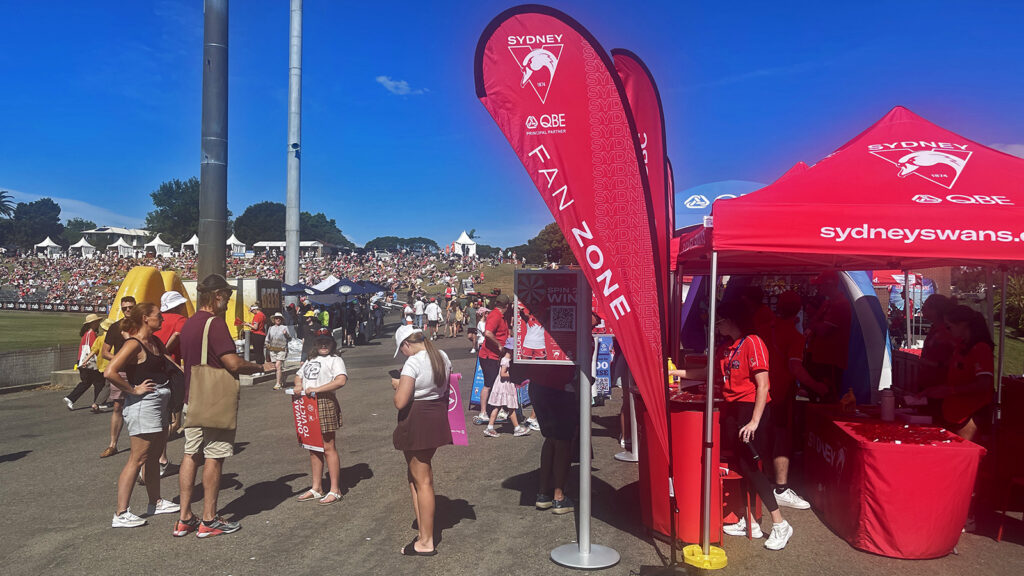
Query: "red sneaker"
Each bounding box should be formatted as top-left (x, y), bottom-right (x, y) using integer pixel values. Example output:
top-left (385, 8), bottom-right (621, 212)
top-left (197, 516), bottom-right (241, 538)
top-left (172, 516), bottom-right (200, 537)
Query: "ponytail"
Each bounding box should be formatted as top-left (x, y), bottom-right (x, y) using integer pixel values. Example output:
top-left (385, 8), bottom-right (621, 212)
top-left (405, 331), bottom-right (448, 389)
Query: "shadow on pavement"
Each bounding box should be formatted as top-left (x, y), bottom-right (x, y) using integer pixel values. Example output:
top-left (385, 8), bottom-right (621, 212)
top-left (0, 450), bottom-right (31, 464)
top-left (500, 468), bottom-right (542, 507)
top-left (220, 473), bottom-right (306, 521)
top-left (185, 472), bottom-right (244, 504)
top-left (340, 462), bottom-right (373, 495)
top-left (410, 495), bottom-right (476, 546)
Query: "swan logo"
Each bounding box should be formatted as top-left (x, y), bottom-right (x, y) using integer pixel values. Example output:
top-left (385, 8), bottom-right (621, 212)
top-left (508, 43), bottom-right (563, 104)
top-left (868, 142), bottom-right (972, 190)
top-left (684, 194), bottom-right (710, 209)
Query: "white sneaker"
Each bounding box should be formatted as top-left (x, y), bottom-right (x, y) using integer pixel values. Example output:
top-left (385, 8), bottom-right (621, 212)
top-left (513, 425), bottom-right (531, 437)
top-left (112, 508), bottom-right (147, 528)
top-left (469, 348), bottom-right (476, 354)
top-left (764, 521), bottom-right (793, 550)
top-left (723, 516), bottom-right (763, 538)
top-left (775, 488), bottom-right (810, 510)
top-left (526, 418), bottom-right (540, 431)
top-left (63, 397), bottom-right (74, 410)
top-left (146, 499), bottom-right (180, 516)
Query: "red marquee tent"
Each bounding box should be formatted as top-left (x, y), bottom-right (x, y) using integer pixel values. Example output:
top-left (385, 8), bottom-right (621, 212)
top-left (678, 106), bottom-right (1024, 274)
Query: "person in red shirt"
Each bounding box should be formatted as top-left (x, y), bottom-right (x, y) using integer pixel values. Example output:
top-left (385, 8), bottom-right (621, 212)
top-left (767, 291), bottom-right (823, 510)
top-left (155, 291), bottom-right (189, 364)
top-left (473, 294), bottom-right (511, 424)
top-left (245, 303), bottom-right (267, 363)
top-left (918, 305), bottom-right (994, 441)
top-left (671, 301), bottom-right (793, 550)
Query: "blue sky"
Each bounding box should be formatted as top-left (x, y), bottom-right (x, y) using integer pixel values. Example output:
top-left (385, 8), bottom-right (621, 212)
top-left (2, 0), bottom-right (1023, 246)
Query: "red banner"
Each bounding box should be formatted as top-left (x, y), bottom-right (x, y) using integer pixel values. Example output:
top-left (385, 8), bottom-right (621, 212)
top-left (475, 5), bottom-right (667, 458)
top-left (612, 49), bottom-right (670, 344)
top-left (513, 270), bottom-right (580, 365)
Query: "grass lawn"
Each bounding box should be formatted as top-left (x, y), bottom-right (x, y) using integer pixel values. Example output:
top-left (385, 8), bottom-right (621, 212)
top-left (0, 311), bottom-right (90, 352)
top-left (994, 323), bottom-right (1024, 376)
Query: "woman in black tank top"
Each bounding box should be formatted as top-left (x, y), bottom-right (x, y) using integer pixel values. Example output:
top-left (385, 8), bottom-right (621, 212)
top-left (104, 303), bottom-right (181, 527)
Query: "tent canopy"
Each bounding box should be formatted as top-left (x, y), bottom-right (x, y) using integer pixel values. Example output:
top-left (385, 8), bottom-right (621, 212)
top-left (108, 237), bottom-right (132, 248)
top-left (34, 236), bottom-right (61, 248)
top-left (144, 234), bottom-right (170, 247)
top-left (678, 106), bottom-right (1024, 274)
top-left (455, 231), bottom-right (476, 246)
top-left (70, 237), bottom-right (94, 249)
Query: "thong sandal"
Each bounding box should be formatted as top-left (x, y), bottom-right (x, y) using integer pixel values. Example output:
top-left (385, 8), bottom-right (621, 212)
top-left (297, 489), bottom-right (323, 502)
top-left (319, 491), bottom-right (342, 505)
top-left (401, 538), bottom-right (437, 557)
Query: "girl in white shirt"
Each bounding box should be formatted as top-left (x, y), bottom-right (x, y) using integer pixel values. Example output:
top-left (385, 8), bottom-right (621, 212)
top-left (294, 335), bottom-right (348, 505)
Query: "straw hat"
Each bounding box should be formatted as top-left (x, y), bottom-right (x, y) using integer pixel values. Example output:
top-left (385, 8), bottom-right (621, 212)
top-left (82, 313), bottom-right (102, 325)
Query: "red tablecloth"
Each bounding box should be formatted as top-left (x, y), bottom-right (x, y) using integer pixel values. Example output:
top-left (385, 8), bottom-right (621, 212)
top-left (804, 405), bottom-right (985, 559)
top-left (638, 397), bottom-right (722, 545)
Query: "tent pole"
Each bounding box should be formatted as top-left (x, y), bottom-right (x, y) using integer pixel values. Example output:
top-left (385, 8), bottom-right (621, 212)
top-left (701, 251), bottom-right (718, 556)
top-left (903, 269), bottom-right (911, 348)
top-left (997, 267), bottom-right (1007, 421)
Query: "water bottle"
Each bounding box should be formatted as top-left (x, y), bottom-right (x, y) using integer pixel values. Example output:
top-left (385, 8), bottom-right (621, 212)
top-left (880, 388), bottom-right (896, 422)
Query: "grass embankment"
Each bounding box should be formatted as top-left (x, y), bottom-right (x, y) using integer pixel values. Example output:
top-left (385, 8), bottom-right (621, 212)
top-left (421, 262), bottom-right (518, 300)
top-left (0, 311), bottom-right (90, 352)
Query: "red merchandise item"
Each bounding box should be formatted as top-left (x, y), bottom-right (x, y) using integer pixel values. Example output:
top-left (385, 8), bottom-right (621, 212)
top-left (942, 341), bottom-right (994, 425)
top-left (718, 336), bottom-right (771, 403)
top-left (477, 308), bottom-right (509, 361)
top-left (769, 318), bottom-right (805, 399)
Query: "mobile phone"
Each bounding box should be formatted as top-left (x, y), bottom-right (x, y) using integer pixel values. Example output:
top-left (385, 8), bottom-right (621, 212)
top-left (388, 369), bottom-right (402, 380)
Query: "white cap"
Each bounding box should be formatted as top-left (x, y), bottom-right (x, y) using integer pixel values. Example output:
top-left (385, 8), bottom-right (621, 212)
top-left (160, 291), bottom-right (187, 313)
top-left (249, 303), bottom-right (259, 310)
top-left (394, 325), bottom-right (422, 358)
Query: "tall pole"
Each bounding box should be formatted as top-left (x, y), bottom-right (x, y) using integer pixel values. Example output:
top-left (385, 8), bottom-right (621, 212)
top-left (903, 270), bottom-right (911, 348)
top-left (198, 0), bottom-right (229, 281)
top-left (701, 252), bottom-right (719, 556)
top-left (284, 0), bottom-right (302, 295)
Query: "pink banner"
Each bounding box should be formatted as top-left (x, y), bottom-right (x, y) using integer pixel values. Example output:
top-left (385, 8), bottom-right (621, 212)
top-left (448, 373), bottom-right (468, 446)
top-left (475, 5), bottom-right (667, 459)
top-left (292, 393), bottom-right (324, 452)
top-left (613, 49), bottom-right (670, 342)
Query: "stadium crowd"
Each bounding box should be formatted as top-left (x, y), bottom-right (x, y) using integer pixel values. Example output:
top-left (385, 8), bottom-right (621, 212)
top-left (0, 250), bottom-right (489, 305)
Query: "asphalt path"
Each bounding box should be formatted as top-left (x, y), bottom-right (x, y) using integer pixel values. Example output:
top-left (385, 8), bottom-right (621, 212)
top-left (1, 319), bottom-right (1022, 576)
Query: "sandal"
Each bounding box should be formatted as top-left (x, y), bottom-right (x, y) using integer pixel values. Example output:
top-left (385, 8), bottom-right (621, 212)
top-left (319, 491), bottom-right (342, 505)
top-left (401, 538), bottom-right (437, 556)
top-left (297, 489), bottom-right (323, 502)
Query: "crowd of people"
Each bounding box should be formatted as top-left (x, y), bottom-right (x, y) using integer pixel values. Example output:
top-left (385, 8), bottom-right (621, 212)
top-left (0, 249), bottom-right (493, 305)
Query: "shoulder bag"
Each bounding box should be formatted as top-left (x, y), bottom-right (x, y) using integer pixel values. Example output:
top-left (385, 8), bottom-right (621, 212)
top-left (184, 317), bottom-right (240, 430)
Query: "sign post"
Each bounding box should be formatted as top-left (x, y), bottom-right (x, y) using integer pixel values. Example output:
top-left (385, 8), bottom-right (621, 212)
top-left (541, 270), bottom-right (619, 569)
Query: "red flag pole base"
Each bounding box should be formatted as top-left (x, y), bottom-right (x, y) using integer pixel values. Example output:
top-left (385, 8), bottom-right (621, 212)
top-left (682, 545), bottom-right (728, 570)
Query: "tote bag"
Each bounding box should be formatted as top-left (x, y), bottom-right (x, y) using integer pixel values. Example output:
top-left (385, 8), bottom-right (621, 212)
top-left (184, 317), bottom-right (240, 430)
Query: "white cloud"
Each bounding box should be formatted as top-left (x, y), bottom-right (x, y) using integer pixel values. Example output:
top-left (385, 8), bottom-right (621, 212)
top-left (990, 143), bottom-right (1024, 159)
top-left (375, 75), bottom-right (428, 96)
top-left (2, 188), bottom-right (145, 228)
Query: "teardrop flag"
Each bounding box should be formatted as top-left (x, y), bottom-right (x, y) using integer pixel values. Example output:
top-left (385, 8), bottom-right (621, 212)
top-left (475, 5), bottom-right (668, 459)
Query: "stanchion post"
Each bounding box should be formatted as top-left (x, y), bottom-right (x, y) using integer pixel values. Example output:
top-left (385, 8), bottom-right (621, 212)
top-left (615, 370), bottom-right (639, 463)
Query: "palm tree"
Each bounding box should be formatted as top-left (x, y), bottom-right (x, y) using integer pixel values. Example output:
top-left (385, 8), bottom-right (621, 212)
top-left (0, 190), bottom-right (14, 218)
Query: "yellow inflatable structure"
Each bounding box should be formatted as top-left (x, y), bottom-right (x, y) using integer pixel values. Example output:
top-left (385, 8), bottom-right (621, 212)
top-left (108, 266), bottom-right (196, 322)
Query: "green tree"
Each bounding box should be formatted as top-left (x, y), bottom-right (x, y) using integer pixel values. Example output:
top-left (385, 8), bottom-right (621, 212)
top-left (301, 212), bottom-right (355, 250)
top-left (233, 201), bottom-right (285, 245)
top-left (145, 177), bottom-right (200, 246)
top-left (4, 198), bottom-right (66, 250)
top-left (63, 217), bottom-right (97, 245)
top-left (531, 222), bottom-right (576, 265)
top-left (0, 190), bottom-right (14, 218)
top-left (365, 236), bottom-right (439, 252)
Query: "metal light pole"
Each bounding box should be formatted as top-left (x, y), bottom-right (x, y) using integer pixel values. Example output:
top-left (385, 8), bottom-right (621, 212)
top-left (284, 0), bottom-right (302, 297)
top-left (198, 0), bottom-right (229, 280)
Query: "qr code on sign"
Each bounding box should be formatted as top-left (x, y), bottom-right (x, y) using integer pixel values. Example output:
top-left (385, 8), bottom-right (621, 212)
top-left (549, 306), bottom-right (576, 332)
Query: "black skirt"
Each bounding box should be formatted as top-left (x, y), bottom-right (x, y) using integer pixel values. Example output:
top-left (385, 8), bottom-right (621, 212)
top-left (393, 397), bottom-right (453, 452)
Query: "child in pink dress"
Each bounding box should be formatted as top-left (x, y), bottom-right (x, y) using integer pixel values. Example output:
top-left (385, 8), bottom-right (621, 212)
top-left (483, 338), bottom-right (530, 438)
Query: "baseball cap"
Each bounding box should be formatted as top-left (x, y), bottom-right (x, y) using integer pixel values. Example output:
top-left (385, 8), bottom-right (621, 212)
top-left (197, 274), bottom-right (234, 293)
top-left (249, 303), bottom-right (259, 310)
top-left (493, 294), bottom-right (511, 307)
top-left (160, 290), bottom-right (188, 312)
top-left (394, 325), bottom-right (422, 357)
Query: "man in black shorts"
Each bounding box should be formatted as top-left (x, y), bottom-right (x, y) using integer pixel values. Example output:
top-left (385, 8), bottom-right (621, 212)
top-left (99, 296), bottom-right (135, 458)
top-left (527, 364), bottom-right (578, 515)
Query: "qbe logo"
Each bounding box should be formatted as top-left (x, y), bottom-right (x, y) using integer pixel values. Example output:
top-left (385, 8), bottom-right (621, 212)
top-left (524, 113), bottom-right (566, 130)
top-left (912, 194), bottom-right (942, 204)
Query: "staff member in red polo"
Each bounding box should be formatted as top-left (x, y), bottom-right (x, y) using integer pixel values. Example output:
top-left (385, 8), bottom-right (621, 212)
top-left (917, 305), bottom-right (994, 441)
top-left (672, 301), bottom-right (794, 550)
